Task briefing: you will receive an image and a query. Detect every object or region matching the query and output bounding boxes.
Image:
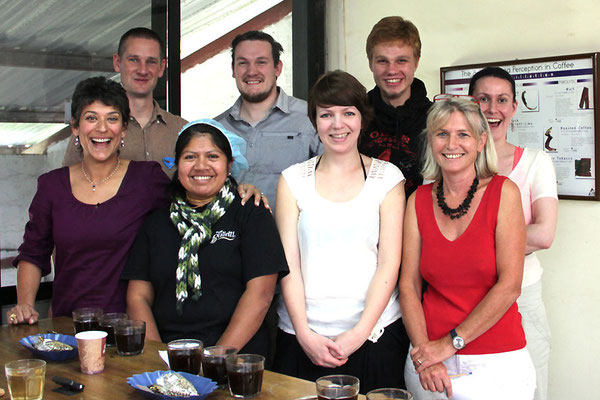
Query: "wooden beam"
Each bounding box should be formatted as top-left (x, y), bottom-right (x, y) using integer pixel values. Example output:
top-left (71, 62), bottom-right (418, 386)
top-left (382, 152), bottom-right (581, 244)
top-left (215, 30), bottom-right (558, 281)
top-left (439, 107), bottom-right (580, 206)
top-left (0, 110), bottom-right (65, 123)
top-left (0, 49), bottom-right (113, 72)
top-left (181, 0), bottom-right (292, 73)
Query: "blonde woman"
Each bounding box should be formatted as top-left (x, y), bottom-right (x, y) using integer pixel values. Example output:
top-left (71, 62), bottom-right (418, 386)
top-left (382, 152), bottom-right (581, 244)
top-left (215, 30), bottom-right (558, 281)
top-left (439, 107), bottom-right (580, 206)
top-left (400, 96), bottom-right (535, 399)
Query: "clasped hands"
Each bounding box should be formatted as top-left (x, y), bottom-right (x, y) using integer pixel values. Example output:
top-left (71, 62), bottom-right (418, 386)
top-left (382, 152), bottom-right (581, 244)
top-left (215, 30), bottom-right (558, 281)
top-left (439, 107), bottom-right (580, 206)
top-left (297, 327), bottom-right (368, 368)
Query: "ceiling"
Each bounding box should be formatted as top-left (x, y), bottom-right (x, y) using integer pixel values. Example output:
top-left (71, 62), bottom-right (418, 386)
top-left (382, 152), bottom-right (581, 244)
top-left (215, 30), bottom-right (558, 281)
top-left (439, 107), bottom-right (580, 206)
top-left (0, 0), bottom-right (151, 150)
top-left (0, 0), bottom-right (282, 151)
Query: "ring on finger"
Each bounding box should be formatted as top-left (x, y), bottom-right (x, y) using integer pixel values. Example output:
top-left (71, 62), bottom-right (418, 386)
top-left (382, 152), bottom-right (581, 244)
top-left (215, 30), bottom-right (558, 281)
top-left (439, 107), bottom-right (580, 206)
top-left (417, 359), bottom-right (422, 366)
top-left (9, 313), bottom-right (17, 322)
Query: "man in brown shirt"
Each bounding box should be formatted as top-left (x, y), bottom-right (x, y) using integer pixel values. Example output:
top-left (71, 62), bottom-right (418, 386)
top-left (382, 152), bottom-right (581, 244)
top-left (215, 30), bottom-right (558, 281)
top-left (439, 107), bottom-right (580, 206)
top-left (63, 27), bottom-right (186, 176)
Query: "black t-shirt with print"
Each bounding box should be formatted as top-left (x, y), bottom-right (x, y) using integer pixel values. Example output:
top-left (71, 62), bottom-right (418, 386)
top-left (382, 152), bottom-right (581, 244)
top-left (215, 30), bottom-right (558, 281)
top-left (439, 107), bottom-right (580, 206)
top-left (121, 195), bottom-right (289, 356)
top-left (359, 78), bottom-right (432, 197)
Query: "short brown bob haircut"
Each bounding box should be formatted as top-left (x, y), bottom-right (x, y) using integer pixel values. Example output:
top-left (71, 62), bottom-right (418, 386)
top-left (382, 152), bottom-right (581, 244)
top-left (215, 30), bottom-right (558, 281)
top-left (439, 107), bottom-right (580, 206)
top-left (366, 16), bottom-right (422, 60)
top-left (307, 70), bottom-right (373, 132)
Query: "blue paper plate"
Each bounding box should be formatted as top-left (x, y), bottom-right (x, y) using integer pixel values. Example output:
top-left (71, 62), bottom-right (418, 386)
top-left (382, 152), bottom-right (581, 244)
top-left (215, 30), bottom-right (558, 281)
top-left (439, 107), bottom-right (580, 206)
top-left (19, 333), bottom-right (78, 361)
top-left (127, 371), bottom-right (217, 400)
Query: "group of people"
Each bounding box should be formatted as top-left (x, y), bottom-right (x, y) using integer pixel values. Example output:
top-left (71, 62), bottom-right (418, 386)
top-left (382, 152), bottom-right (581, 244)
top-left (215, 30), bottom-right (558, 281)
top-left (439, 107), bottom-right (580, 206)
top-left (7, 16), bottom-right (557, 400)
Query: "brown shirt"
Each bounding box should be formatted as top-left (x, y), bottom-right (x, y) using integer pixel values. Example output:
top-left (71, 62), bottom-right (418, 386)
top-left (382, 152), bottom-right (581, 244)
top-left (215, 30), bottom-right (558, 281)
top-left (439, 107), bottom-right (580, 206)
top-left (63, 101), bottom-right (187, 177)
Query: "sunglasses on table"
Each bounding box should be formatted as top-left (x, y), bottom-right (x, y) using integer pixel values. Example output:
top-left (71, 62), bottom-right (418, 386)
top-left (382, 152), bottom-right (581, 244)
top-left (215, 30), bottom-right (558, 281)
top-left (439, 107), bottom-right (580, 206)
top-left (433, 94), bottom-right (480, 104)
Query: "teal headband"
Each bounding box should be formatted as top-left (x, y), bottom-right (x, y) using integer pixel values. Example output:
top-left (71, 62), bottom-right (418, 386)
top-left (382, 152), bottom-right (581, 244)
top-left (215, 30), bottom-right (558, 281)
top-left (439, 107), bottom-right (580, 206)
top-left (172, 118), bottom-right (249, 178)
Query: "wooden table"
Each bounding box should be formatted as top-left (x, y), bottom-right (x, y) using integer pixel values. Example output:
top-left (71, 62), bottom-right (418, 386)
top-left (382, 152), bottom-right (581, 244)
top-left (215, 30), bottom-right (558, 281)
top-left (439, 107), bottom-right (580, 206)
top-left (0, 317), bottom-right (321, 400)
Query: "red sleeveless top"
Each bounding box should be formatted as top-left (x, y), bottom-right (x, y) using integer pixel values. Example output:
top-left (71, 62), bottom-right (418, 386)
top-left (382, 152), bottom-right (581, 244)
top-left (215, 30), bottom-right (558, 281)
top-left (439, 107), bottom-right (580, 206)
top-left (416, 175), bottom-right (526, 355)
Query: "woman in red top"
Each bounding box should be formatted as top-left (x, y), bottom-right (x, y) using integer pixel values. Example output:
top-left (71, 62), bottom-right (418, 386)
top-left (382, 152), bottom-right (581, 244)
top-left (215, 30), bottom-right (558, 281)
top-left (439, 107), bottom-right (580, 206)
top-left (399, 96), bottom-right (535, 399)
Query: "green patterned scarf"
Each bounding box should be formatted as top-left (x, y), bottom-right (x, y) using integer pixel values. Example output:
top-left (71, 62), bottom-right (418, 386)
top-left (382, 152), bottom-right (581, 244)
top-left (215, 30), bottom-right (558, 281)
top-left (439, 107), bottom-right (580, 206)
top-left (169, 178), bottom-right (236, 314)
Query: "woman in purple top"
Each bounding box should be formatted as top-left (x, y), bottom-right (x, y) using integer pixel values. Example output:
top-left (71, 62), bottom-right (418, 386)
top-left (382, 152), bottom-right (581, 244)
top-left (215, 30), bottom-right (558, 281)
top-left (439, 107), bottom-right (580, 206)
top-left (6, 77), bottom-right (170, 324)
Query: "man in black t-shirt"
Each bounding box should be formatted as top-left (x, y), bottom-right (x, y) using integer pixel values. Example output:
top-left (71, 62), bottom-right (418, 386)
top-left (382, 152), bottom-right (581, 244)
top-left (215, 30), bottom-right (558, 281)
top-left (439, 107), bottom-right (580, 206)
top-left (360, 16), bottom-right (432, 197)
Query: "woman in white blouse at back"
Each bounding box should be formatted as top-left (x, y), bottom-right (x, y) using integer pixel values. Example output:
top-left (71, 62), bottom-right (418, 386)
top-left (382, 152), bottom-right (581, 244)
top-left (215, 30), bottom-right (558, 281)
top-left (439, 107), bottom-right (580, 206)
top-left (469, 66), bottom-right (558, 400)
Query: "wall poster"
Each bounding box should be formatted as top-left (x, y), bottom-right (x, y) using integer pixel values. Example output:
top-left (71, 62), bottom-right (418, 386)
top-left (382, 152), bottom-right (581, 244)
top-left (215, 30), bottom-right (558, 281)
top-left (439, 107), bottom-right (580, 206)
top-left (441, 53), bottom-right (600, 200)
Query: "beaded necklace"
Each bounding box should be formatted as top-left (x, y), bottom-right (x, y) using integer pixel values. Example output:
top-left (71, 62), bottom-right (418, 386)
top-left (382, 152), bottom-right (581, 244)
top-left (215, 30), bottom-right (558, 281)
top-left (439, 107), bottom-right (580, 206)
top-left (436, 175), bottom-right (479, 220)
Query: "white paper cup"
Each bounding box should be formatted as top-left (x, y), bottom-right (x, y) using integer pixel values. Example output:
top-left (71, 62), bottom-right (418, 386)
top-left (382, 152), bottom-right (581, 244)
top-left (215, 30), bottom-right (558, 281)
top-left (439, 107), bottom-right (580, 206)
top-left (75, 330), bottom-right (107, 374)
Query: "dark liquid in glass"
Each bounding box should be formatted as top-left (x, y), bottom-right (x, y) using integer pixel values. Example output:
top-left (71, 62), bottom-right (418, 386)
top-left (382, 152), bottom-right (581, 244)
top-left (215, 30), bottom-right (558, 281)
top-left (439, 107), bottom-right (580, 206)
top-left (202, 358), bottom-right (228, 385)
top-left (228, 370), bottom-right (263, 397)
top-left (115, 331), bottom-right (145, 355)
top-left (168, 350), bottom-right (202, 375)
top-left (99, 324), bottom-right (116, 346)
top-left (74, 318), bottom-right (100, 334)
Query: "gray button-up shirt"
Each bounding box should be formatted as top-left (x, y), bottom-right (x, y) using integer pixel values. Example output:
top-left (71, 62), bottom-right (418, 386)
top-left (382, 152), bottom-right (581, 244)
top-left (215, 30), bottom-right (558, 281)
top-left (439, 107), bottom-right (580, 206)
top-left (216, 88), bottom-right (322, 211)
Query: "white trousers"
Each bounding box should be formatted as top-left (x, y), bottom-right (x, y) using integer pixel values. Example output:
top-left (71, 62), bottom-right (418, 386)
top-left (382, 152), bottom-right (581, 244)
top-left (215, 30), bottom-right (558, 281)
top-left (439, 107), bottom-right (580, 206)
top-left (405, 347), bottom-right (535, 400)
top-left (517, 280), bottom-right (551, 400)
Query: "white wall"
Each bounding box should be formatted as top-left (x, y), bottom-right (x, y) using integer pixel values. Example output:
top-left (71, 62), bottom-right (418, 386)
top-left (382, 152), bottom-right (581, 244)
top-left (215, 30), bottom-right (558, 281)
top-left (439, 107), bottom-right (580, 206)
top-left (326, 1), bottom-right (600, 398)
top-left (0, 140), bottom-right (67, 249)
top-left (0, 139), bottom-right (65, 288)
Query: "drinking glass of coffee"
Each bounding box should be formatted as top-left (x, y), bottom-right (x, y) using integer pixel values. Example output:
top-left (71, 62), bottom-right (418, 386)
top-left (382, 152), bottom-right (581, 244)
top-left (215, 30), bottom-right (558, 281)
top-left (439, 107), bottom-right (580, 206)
top-left (366, 388), bottom-right (413, 400)
top-left (225, 354), bottom-right (264, 399)
top-left (201, 345), bottom-right (238, 386)
top-left (167, 339), bottom-right (203, 375)
top-left (72, 308), bottom-right (103, 334)
top-left (316, 375), bottom-right (360, 400)
top-left (114, 320), bottom-right (146, 356)
top-left (5, 359), bottom-right (46, 400)
top-left (99, 313), bottom-right (127, 347)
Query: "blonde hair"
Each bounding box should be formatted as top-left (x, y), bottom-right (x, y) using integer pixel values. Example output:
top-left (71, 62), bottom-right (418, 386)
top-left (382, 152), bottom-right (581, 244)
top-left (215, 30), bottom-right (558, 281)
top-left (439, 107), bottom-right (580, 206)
top-left (421, 98), bottom-right (497, 181)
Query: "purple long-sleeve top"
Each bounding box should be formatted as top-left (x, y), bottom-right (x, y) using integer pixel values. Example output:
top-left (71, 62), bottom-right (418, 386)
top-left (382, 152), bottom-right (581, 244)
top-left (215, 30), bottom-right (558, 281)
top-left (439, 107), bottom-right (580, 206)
top-left (12, 161), bottom-right (169, 317)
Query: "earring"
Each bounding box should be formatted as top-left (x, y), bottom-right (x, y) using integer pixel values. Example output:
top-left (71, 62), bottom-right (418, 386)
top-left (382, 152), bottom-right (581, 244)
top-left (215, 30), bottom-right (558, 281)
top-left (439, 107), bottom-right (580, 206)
top-left (74, 136), bottom-right (80, 147)
top-left (121, 138), bottom-right (125, 148)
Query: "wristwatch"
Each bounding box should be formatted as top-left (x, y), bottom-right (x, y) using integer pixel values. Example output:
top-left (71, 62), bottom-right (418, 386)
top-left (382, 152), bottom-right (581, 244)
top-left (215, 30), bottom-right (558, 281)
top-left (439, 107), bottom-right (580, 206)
top-left (450, 329), bottom-right (465, 350)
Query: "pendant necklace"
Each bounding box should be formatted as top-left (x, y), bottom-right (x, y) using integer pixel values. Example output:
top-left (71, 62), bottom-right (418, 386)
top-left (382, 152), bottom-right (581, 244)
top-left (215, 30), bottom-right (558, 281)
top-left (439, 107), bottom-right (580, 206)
top-left (436, 175), bottom-right (479, 220)
top-left (81, 158), bottom-right (121, 192)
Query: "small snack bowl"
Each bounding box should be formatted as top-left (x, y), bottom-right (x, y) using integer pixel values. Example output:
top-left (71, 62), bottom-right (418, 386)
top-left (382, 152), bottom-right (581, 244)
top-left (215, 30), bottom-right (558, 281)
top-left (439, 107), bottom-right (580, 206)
top-left (127, 370), bottom-right (217, 400)
top-left (19, 333), bottom-right (78, 361)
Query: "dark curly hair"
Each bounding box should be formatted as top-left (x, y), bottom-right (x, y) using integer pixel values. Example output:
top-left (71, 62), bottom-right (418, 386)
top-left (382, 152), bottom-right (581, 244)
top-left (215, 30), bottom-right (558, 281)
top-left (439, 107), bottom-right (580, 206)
top-left (71, 76), bottom-right (129, 128)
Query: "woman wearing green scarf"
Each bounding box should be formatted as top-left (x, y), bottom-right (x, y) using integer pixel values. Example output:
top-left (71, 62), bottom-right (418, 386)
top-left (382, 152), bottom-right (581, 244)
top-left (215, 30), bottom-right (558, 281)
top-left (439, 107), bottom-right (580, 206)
top-left (122, 119), bottom-right (289, 356)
